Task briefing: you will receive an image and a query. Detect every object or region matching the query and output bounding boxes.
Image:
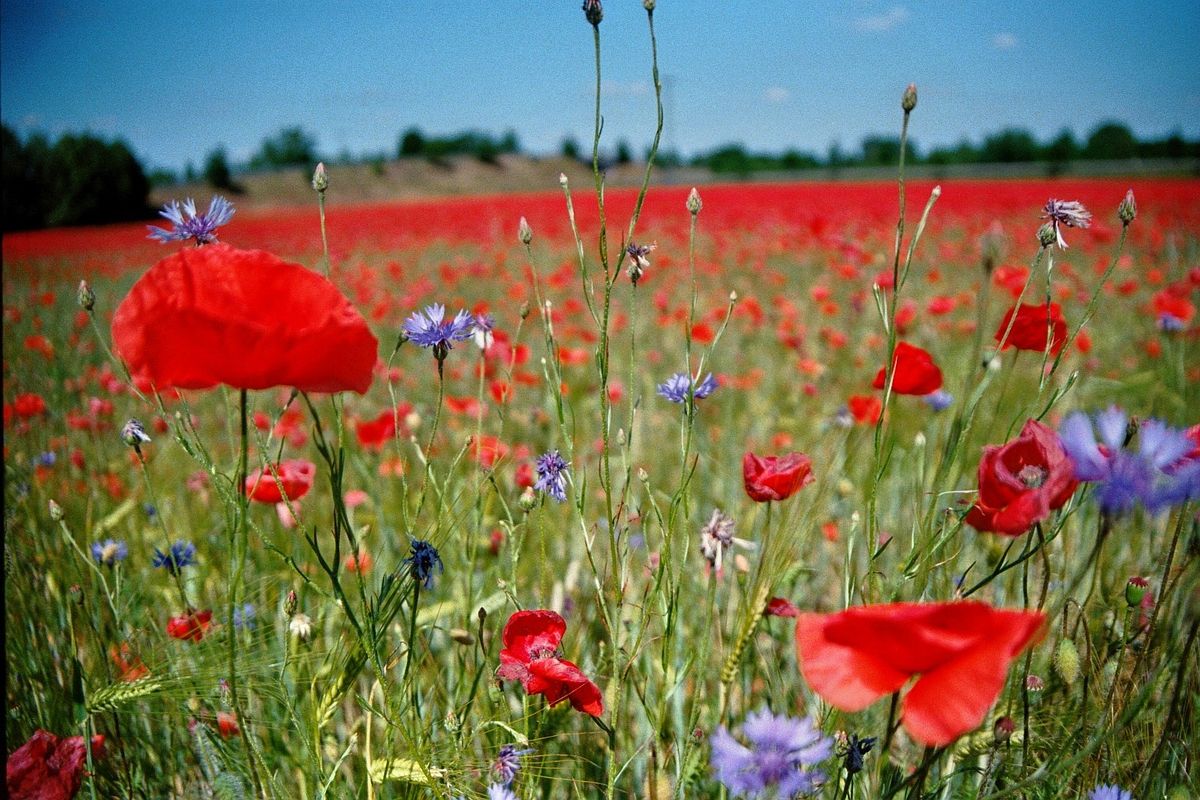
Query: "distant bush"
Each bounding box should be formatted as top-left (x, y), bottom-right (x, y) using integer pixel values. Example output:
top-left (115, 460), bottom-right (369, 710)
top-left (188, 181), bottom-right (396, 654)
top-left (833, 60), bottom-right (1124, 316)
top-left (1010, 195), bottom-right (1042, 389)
top-left (203, 146), bottom-right (240, 192)
top-left (397, 126), bottom-right (520, 165)
top-left (2, 124), bottom-right (150, 231)
top-left (250, 127), bottom-right (318, 170)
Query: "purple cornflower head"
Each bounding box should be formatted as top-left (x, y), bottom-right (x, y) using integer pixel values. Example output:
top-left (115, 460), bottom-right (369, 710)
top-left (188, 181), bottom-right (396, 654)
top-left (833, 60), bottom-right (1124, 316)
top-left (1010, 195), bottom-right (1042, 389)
top-left (922, 389), bottom-right (954, 412)
top-left (121, 418), bottom-right (151, 450)
top-left (487, 785), bottom-right (518, 800)
top-left (1087, 785), bottom-right (1131, 800)
top-left (700, 509), bottom-right (753, 572)
top-left (1059, 407), bottom-right (1200, 515)
top-left (491, 744), bottom-right (533, 786)
top-left (91, 538), bottom-right (128, 567)
top-left (1040, 199), bottom-right (1092, 250)
top-left (657, 372), bottom-right (718, 404)
top-left (233, 603), bottom-right (255, 630)
top-left (473, 312), bottom-right (496, 350)
top-left (403, 304), bottom-right (474, 360)
top-left (534, 450), bottom-right (570, 503)
top-left (710, 710), bottom-right (834, 798)
top-left (404, 539), bottom-right (444, 589)
top-left (34, 451), bottom-right (56, 468)
top-left (153, 540), bottom-right (197, 575)
top-left (147, 196), bottom-right (235, 245)
top-left (625, 241), bottom-right (657, 285)
top-left (1158, 311), bottom-right (1187, 332)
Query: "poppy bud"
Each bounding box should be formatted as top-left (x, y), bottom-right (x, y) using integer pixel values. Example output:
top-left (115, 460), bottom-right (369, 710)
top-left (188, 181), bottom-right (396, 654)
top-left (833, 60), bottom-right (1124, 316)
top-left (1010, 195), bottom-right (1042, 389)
top-left (77, 280), bottom-right (95, 312)
top-left (1024, 674), bottom-right (1044, 693)
top-left (1117, 188), bottom-right (1137, 225)
top-left (993, 716), bottom-right (1015, 743)
top-left (1036, 223), bottom-right (1057, 249)
top-left (686, 187), bottom-right (703, 215)
top-left (1125, 576), bottom-right (1151, 607)
top-left (311, 162), bottom-right (328, 193)
top-left (1054, 639), bottom-right (1080, 685)
top-left (518, 216), bottom-right (533, 245)
top-left (48, 499), bottom-right (64, 521)
top-left (901, 83), bottom-right (918, 112)
top-left (284, 589), bottom-right (298, 618)
top-left (518, 486), bottom-right (537, 512)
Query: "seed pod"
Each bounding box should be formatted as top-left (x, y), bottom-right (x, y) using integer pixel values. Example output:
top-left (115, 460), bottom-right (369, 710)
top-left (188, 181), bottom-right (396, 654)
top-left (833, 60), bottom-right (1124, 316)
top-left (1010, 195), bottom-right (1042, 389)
top-left (1054, 639), bottom-right (1080, 686)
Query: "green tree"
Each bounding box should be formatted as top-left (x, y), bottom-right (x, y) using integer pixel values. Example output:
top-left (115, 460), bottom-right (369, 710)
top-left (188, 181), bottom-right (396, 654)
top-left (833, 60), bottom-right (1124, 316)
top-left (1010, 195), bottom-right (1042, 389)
top-left (981, 128), bottom-right (1039, 163)
top-left (615, 139), bottom-right (633, 165)
top-left (250, 126), bottom-right (318, 169)
top-left (561, 136), bottom-right (581, 160)
top-left (1084, 122), bottom-right (1137, 160)
top-left (398, 127), bottom-right (425, 158)
top-left (203, 146), bottom-right (238, 191)
top-left (42, 133), bottom-right (149, 227)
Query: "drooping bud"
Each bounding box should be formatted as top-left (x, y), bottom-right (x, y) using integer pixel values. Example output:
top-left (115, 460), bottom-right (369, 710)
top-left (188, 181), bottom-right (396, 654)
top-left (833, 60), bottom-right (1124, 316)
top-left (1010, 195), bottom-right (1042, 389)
top-left (1054, 639), bottom-right (1080, 685)
top-left (450, 628), bottom-right (475, 646)
top-left (311, 162), bottom-right (328, 193)
top-left (901, 83), bottom-right (918, 113)
top-left (686, 187), bottom-right (702, 215)
top-left (48, 499), bottom-right (64, 521)
top-left (1036, 223), bottom-right (1057, 249)
top-left (1125, 576), bottom-right (1151, 607)
top-left (1117, 188), bottom-right (1137, 226)
top-left (518, 216), bottom-right (533, 245)
top-left (77, 280), bottom-right (95, 312)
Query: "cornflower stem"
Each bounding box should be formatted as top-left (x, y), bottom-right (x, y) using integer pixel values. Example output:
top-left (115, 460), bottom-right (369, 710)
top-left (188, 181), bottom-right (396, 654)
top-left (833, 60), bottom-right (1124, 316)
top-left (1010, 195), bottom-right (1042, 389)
top-left (1046, 224), bottom-right (1129, 382)
top-left (405, 582), bottom-right (421, 717)
top-left (317, 190), bottom-right (330, 277)
top-left (55, 518), bottom-right (120, 623)
top-left (413, 363), bottom-right (446, 522)
top-left (135, 458), bottom-right (190, 608)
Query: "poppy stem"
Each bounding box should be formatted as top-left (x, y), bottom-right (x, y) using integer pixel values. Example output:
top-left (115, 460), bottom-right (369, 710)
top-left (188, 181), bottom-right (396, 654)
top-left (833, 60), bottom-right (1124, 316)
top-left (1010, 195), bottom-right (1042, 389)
top-left (880, 691), bottom-right (901, 759)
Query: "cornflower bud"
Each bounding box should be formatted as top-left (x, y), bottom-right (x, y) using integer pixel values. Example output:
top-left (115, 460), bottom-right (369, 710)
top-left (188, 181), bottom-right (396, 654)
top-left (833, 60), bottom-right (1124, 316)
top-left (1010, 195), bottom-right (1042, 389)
top-left (901, 83), bottom-right (918, 112)
top-left (1036, 223), bottom-right (1057, 249)
top-left (311, 162), bottom-right (328, 193)
top-left (77, 280), bottom-right (95, 312)
top-left (518, 216), bottom-right (533, 245)
top-left (48, 499), bottom-right (64, 521)
top-left (1117, 188), bottom-right (1136, 226)
top-left (993, 716), bottom-right (1015, 743)
top-left (518, 486), bottom-right (537, 512)
top-left (1125, 576), bottom-right (1151, 607)
top-left (643, 0), bottom-right (655, 9)
top-left (686, 187), bottom-right (702, 215)
top-left (284, 589), bottom-right (298, 617)
top-left (582, 0), bottom-right (603, 26)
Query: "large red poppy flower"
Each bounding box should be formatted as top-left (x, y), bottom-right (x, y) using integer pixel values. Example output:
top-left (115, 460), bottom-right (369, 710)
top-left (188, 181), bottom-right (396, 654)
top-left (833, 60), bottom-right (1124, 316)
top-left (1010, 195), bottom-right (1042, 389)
top-left (244, 459), bottom-right (316, 503)
top-left (742, 452), bottom-right (814, 502)
top-left (112, 244), bottom-right (378, 394)
top-left (355, 406), bottom-right (412, 450)
top-left (167, 609), bottom-right (214, 642)
top-left (795, 601), bottom-right (1045, 746)
top-left (496, 609), bottom-right (603, 716)
top-left (7, 729), bottom-right (105, 800)
top-left (966, 419), bottom-right (1078, 535)
top-left (872, 342), bottom-right (943, 395)
top-left (994, 302), bottom-right (1067, 354)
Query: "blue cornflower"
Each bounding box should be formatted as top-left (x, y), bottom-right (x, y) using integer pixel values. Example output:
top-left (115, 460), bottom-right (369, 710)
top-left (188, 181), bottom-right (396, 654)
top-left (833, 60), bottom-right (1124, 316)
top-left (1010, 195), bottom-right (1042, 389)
top-left (1087, 785), bottom-right (1131, 800)
top-left (34, 451), bottom-right (56, 468)
top-left (403, 304), bottom-right (474, 359)
top-left (922, 389), bottom-right (954, 412)
top-left (147, 196), bottom-right (235, 245)
top-left (153, 540), bottom-right (197, 575)
top-left (1059, 407), bottom-right (1199, 515)
top-left (233, 603), bottom-right (255, 630)
top-left (487, 785), bottom-right (518, 800)
top-left (404, 539), bottom-right (444, 589)
top-left (710, 710), bottom-right (834, 798)
top-left (1158, 312), bottom-right (1186, 332)
top-left (91, 539), bottom-right (128, 567)
top-left (491, 744), bottom-right (533, 786)
top-left (534, 450), bottom-right (570, 503)
top-left (144, 503), bottom-right (158, 519)
top-left (657, 372), bottom-right (719, 404)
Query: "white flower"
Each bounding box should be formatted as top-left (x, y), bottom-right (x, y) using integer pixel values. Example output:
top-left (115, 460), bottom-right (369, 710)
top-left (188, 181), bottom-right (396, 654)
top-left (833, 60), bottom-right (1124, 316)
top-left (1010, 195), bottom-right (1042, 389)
top-left (289, 613), bottom-right (313, 641)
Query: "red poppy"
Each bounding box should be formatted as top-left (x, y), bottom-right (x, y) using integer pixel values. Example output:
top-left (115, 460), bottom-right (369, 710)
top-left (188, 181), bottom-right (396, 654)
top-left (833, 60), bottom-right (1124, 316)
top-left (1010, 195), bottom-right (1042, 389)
top-left (244, 459), bottom-right (315, 504)
top-left (109, 643), bottom-right (149, 682)
top-left (355, 407), bottom-right (411, 450)
top-left (216, 712), bottom-right (240, 740)
top-left (847, 394), bottom-right (882, 425)
top-left (872, 342), bottom-right (943, 395)
top-left (167, 609), bottom-right (214, 642)
top-left (795, 601), bottom-right (1045, 746)
top-left (12, 393), bottom-right (48, 418)
top-left (994, 302), bottom-right (1067, 354)
top-left (1151, 289), bottom-right (1195, 327)
top-left (471, 435), bottom-right (509, 468)
top-left (496, 609), bottom-right (603, 716)
top-left (742, 452), bottom-right (814, 502)
top-left (6, 729), bottom-right (105, 800)
top-left (111, 244), bottom-right (378, 394)
top-left (965, 419), bottom-right (1078, 535)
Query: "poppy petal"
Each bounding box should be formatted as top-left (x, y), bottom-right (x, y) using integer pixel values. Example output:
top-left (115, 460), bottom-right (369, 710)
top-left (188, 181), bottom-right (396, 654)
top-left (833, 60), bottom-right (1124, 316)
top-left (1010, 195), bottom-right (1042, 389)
top-left (500, 609), bottom-right (566, 660)
top-left (795, 613), bottom-right (909, 711)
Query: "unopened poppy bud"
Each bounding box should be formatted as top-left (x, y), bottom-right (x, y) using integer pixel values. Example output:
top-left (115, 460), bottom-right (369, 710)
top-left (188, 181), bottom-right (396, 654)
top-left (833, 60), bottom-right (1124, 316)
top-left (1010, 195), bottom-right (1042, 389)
top-left (284, 589), bottom-right (298, 617)
top-left (901, 83), bottom-right (918, 112)
top-left (518, 486), bottom-right (537, 512)
top-left (1054, 639), bottom-right (1080, 685)
top-left (519, 301), bottom-right (530, 320)
top-left (1036, 223), bottom-right (1057, 249)
top-left (518, 216), bottom-right (533, 245)
top-left (1117, 188), bottom-right (1136, 225)
top-left (311, 162), bottom-right (328, 193)
top-left (993, 716), bottom-right (1015, 743)
top-left (1125, 576), bottom-right (1151, 607)
top-left (686, 187), bottom-right (702, 215)
top-left (1025, 674), bottom-right (1044, 693)
top-left (450, 628), bottom-right (474, 645)
top-left (77, 280), bottom-right (95, 312)
top-left (48, 499), bottom-right (64, 521)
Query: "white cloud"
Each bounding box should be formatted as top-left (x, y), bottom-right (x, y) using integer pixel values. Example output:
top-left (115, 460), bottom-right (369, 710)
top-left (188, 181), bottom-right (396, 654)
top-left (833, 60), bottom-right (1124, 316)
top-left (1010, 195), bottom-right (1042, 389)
top-left (854, 6), bottom-right (909, 32)
top-left (993, 32), bottom-right (1018, 50)
top-left (763, 86), bottom-right (790, 104)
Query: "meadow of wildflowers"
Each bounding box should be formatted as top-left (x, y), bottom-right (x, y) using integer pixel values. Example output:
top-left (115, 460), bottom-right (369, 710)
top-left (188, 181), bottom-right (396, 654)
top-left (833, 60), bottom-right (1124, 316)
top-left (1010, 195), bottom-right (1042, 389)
top-left (4, 4), bottom-right (1199, 799)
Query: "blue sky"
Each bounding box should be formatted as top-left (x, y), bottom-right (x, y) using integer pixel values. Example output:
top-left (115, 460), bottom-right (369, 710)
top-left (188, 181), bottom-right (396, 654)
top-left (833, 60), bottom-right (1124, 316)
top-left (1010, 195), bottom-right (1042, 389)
top-left (2, 1), bottom-right (1198, 172)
